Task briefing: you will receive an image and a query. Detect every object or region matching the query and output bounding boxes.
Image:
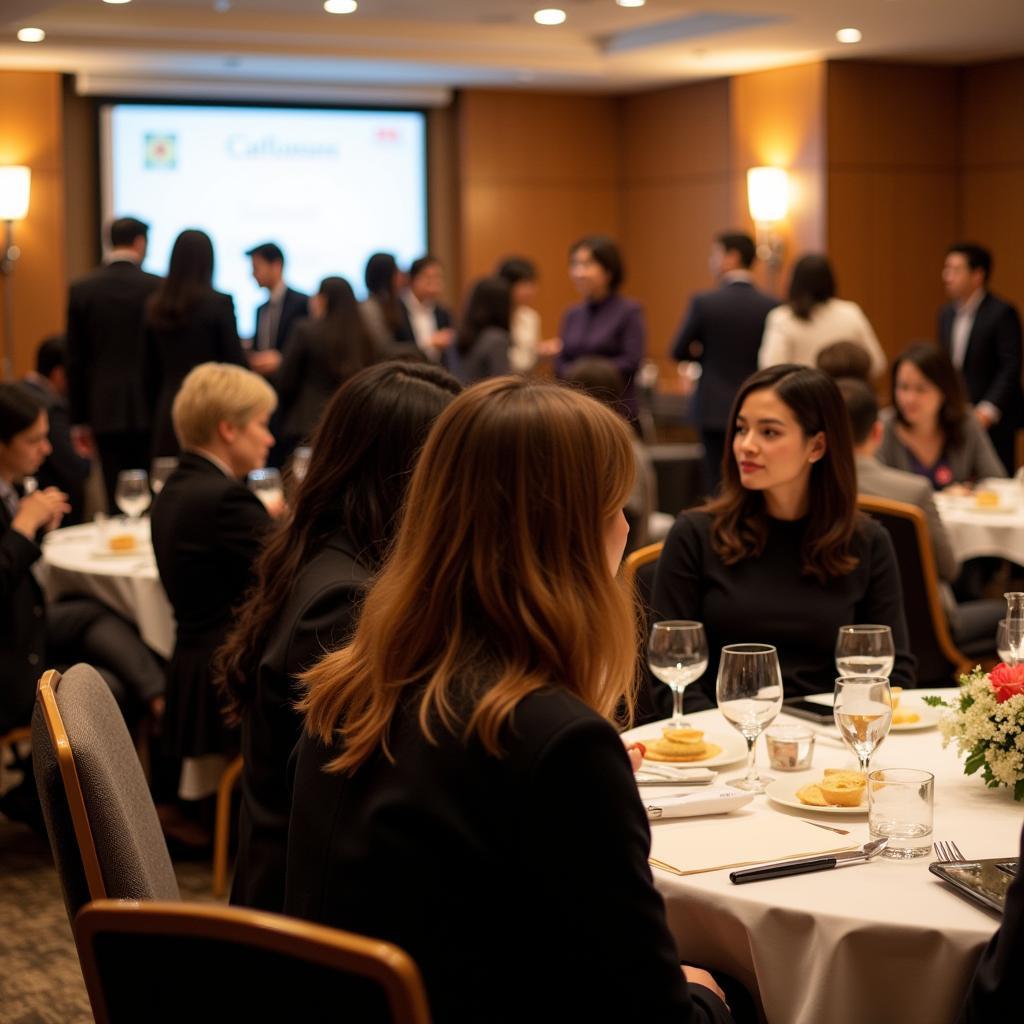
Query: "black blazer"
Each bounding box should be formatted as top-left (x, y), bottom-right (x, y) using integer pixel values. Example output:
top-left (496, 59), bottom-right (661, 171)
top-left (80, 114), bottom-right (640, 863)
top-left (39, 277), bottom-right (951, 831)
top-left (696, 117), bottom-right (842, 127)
top-left (285, 687), bottom-right (732, 1024)
top-left (254, 287), bottom-right (309, 351)
top-left (232, 531), bottom-right (372, 912)
top-left (393, 297), bottom-right (453, 355)
top-left (66, 260), bottom-right (162, 434)
top-left (672, 280), bottom-right (779, 431)
top-left (0, 501), bottom-right (46, 734)
top-left (142, 291), bottom-right (247, 456)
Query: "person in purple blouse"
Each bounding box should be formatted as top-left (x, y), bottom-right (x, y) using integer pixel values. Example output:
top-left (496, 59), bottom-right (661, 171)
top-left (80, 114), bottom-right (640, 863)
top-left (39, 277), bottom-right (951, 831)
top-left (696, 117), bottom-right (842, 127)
top-left (555, 236), bottom-right (646, 422)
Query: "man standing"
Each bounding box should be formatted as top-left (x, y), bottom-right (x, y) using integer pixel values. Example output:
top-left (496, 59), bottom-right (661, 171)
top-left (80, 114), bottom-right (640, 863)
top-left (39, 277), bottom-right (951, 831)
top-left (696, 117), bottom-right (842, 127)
top-left (66, 216), bottom-right (161, 512)
top-left (399, 255), bottom-right (454, 361)
top-left (938, 242), bottom-right (1023, 474)
top-left (245, 242), bottom-right (309, 375)
top-left (671, 232), bottom-right (778, 491)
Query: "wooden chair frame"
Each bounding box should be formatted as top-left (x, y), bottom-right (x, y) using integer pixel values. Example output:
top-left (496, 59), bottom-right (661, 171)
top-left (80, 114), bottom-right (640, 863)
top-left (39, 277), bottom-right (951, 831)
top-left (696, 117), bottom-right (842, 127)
top-left (75, 899), bottom-right (433, 1024)
top-left (622, 541), bottom-right (663, 590)
top-left (212, 754), bottom-right (243, 898)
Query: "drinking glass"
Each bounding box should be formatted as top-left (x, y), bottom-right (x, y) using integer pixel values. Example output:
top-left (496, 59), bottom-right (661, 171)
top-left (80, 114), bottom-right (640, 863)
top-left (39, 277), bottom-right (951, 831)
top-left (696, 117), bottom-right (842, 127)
top-left (1003, 593), bottom-right (1024, 666)
top-left (835, 624), bottom-right (894, 678)
top-left (150, 457), bottom-right (178, 496)
top-left (247, 467), bottom-right (284, 510)
top-left (648, 621), bottom-right (709, 727)
top-left (996, 619), bottom-right (1012, 665)
top-left (716, 643), bottom-right (783, 792)
top-left (114, 469), bottom-right (151, 519)
top-left (868, 769), bottom-right (934, 859)
top-left (833, 675), bottom-right (892, 775)
top-left (291, 446), bottom-right (312, 484)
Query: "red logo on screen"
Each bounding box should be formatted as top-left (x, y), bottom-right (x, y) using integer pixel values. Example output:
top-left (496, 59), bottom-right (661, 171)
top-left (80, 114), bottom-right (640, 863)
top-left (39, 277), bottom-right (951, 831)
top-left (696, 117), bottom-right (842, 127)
top-left (374, 128), bottom-right (400, 143)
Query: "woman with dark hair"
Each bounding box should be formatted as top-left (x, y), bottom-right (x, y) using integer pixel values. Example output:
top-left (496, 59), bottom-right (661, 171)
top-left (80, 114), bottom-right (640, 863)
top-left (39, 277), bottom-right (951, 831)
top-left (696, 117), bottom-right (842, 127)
top-left (273, 276), bottom-right (377, 462)
top-left (652, 364), bottom-right (913, 710)
top-left (216, 361), bottom-right (461, 911)
top-left (143, 229), bottom-right (246, 456)
top-left (444, 275), bottom-right (511, 384)
top-left (879, 341), bottom-right (1005, 488)
top-left (359, 251), bottom-right (406, 354)
top-left (496, 256), bottom-right (541, 373)
top-left (285, 377), bottom-right (734, 1024)
top-left (554, 235), bottom-right (646, 421)
top-left (759, 254), bottom-right (885, 378)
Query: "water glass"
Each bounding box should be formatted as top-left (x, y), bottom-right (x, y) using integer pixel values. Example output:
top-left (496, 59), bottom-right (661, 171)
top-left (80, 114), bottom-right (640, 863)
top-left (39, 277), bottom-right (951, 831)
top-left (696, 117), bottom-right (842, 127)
top-left (868, 768), bottom-right (934, 859)
top-left (150, 457), bottom-right (178, 495)
top-left (247, 467), bottom-right (284, 511)
top-left (648, 621), bottom-right (709, 727)
top-left (835, 624), bottom-right (895, 678)
top-left (765, 724), bottom-right (815, 772)
top-left (1003, 594), bottom-right (1024, 666)
top-left (996, 619), bottom-right (1012, 665)
top-left (114, 469), bottom-right (151, 519)
top-left (833, 675), bottom-right (892, 774)
top-left (291, 446), bottom-right (312, 484)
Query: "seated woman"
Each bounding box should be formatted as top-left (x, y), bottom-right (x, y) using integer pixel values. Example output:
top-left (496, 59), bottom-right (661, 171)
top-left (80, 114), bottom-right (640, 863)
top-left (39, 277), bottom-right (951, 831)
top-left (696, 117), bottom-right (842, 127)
top-left (443, 275), bottom-right (512, 385)
top-left (216, 362), bottom-right (461, 912)
top-left (151, 363), bottom-right (277, 811)
top-left (285, 378), bottom-right (734, 1024)
top-left (652, 365), bottom-right (914, 711)
top-left (878, 341), bottom-right (1006, 489)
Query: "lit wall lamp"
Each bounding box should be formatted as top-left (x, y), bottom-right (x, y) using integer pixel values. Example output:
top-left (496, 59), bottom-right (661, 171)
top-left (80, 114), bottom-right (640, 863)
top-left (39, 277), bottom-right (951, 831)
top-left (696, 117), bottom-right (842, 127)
top-left (0, 165), bottom-right (31, 381)
top-left (746, 166), bottom-right (789, 284)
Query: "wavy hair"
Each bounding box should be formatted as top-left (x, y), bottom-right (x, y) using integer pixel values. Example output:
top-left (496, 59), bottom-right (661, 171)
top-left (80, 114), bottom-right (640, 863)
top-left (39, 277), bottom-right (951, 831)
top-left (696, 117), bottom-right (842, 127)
top-left (301, 377), bottom-right (638, 773)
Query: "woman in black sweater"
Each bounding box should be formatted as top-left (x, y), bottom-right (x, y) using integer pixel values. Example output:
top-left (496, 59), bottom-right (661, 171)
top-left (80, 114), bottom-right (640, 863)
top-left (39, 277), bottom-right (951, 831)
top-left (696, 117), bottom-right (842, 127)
top-left (652, 364), bottom-right (914, 711)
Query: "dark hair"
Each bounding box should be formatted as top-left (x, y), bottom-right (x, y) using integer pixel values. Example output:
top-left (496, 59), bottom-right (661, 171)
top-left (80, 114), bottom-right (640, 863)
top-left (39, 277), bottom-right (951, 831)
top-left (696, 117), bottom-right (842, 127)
top-left (36, 335), bottom-right (67, 379)
top-left (496, 257), bottom-right (537, 285)
top-left (891, 341), bottom-right (967, 446)
top-left (216, 361), bottom-right (462, 718)
top-left (788, 254), bottom-right (836, 321)
top-left (704, 364), bottom-right (859, 584)
top-left (716, 231), bottom-right (756, 269)
top-left (816, 340), bottom-right (872, 382)
top-left (563, 356), bottom-right (624, 408)
top-left (364, 252), bottom-right (403, 335)
top-left (409, 255), bottom-right (440, 281)
top-left (837, 377), bottom-right (879, 446)
top-left (146, 229), bottom-right (215, 331)
top-left (315, 276), bottom-right (377, 377)
top-left (246, 241), bottom-right (285, 265)
top-left (947, 242), bottom-right (992, 283)
top-left (455, 276), bottom-right (511, 355)
top-left (108, 217), bottom-right (148, 249)
top-left (569, 235), bottom-right (624, 292)
top-left (0, 382), bottom-right (44, 445)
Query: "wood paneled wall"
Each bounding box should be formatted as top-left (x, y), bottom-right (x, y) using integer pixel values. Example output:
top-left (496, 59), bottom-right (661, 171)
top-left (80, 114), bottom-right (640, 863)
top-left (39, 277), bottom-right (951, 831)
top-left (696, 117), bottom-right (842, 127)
top-left (0, 71), bottom-right (66, 378)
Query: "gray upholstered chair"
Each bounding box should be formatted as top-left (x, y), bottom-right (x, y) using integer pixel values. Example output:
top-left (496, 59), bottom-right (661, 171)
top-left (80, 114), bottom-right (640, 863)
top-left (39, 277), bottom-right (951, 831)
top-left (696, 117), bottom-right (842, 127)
top-left (32, 665), bottom-right (179, 924)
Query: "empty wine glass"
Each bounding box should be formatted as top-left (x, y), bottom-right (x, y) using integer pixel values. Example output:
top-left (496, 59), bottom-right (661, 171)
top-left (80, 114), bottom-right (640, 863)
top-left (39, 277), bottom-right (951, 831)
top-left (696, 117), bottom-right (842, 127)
top-left (716, 643), bottom-right (783, 793)
top-left (114, 469), bottom-right (151, 519)
top-left (648, 621), bottom-right (709, 727)
top-left (833, 675), bottom-right (892, 775)
top-left (291, 446), bottom-right (312, 484)
top-left (247, 467), bottom-right (284, 511)
top-left (1003, 593), bottom-right (1024, 667)
top-left (150, 457), bottom-right (178, 496)
top-left (835, 624), bottom-right (894, 678)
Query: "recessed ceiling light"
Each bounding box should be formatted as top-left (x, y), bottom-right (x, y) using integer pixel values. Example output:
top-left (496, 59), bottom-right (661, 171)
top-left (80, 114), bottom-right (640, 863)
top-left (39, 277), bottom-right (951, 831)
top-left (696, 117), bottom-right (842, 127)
top-left (534, 9), bottom-right (567, 26)
top-left (836, 28), bottom-right (863, 44)
top-left (324, 0), bottom-right (358, 13)
top-left (616, 0), bottom-right (646, 7)
top-left (17, 27), bottom-right (46, 43)
top-left (102, 0), bottom-right (134, 5)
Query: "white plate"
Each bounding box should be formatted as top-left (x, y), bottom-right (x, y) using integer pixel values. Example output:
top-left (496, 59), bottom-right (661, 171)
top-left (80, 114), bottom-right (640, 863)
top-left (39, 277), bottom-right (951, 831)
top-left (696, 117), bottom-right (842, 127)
top-left (765, 772), bottom-right (868, 816)
top-left (889, 704), bottom-right (941, 731)
top-left (638, 729), bottom-right (748, 769)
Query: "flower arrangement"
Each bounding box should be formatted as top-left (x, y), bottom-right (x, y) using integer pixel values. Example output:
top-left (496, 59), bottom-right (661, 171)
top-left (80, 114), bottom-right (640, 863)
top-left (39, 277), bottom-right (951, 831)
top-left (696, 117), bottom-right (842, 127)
top-left (925, 664), bottom-right (1024, 802)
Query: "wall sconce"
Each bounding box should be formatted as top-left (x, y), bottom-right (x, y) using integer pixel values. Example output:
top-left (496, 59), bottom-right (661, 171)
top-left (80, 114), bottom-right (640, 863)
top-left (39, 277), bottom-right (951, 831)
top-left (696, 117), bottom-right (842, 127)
top-left (0, 165), bottom-right (31, 381)
top-left (746, 166), bottom-right (788, 284)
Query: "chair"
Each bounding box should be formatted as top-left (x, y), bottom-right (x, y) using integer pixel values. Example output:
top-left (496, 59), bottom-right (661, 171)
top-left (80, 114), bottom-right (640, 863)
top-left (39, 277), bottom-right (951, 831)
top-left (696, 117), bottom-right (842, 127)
top-left (623, 542), bottom-right (673, 724)
top-left (75, 899), bottom-right (432, 1024)
top-left (212, 753), bottom-right (243, 899)
top-left (31, 665), bottom-right (180, 924)
top-left (856, 495), bottom-right (974, 686)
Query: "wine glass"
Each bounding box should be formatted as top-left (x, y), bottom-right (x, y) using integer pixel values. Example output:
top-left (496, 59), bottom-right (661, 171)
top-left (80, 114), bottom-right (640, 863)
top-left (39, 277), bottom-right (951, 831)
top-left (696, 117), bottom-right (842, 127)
top-left (114, 469), bottom-right (151, 519)
top-left (1003, 593), bottom-right (1024, 666)
top-left (835, 624), bottom-right (894, 678)
top-left (291, 446), bottom-right (312, 485)
top-left (648, 621), bottom-right (709, 727)
top-left (150, 457), bottom-right (178, 496)
top-left (833, 675), bottom-right (892, 775)
top-left (716, 643), bottom-right (783, 793)
top-left (247, 467), bottom-right (284, 510)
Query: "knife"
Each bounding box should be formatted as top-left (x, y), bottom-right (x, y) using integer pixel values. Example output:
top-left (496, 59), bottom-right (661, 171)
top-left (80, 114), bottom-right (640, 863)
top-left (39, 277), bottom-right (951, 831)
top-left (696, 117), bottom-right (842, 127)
top-left (729, 836), bottom-right (889, 884)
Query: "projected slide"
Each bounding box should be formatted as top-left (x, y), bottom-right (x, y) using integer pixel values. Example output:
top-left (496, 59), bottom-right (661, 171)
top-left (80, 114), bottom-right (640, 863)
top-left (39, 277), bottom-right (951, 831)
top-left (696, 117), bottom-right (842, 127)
top-left (101, 104), bottom-right (427, 337)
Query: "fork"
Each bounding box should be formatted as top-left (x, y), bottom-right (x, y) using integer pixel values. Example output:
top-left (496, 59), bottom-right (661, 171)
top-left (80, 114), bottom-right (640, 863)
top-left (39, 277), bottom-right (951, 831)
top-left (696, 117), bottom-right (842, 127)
top-left (935, 840), bottom-right (966, 862)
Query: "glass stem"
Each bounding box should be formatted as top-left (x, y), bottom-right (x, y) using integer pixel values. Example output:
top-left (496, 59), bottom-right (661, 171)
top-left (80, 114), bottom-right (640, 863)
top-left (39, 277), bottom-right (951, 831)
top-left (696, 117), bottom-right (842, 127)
top-left (744, 735), bottom-right (758, 786)
top-left (672, 685), bottom-right (685, 726)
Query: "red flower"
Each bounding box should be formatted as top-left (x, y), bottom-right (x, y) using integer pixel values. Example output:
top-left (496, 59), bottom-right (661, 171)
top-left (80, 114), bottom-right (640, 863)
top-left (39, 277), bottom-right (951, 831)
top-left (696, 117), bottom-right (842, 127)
top-left (989, 663), bottom-right (1024, 703)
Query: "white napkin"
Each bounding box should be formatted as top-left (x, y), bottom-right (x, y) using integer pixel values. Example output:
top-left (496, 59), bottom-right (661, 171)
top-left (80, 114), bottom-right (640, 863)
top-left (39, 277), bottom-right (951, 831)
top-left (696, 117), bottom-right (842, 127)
top-left (642, 786), bottom-right (754, 821)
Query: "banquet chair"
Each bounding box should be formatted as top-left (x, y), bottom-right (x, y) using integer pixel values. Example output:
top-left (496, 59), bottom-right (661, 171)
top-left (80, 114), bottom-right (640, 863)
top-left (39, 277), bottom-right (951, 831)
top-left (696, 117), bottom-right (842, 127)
top-left (75, 899), bottom-right (433, 1024)
top-left (212, 753), bottom-right (243, 898)
top-left (623, 542), bottom-right (672, 724)
top-left (31, 665), bottom-right (180, 925)
top-left (856, 495), bottom-right (974, 686)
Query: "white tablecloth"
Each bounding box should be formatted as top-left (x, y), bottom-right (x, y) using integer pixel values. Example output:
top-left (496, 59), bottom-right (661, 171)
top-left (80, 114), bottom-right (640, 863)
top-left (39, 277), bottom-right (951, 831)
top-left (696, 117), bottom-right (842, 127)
top-left (39, 521), bottom-right (176, 659)
top-left (935, 492), bottom-right (1024, 564)
top-left (625, 692), bottom-right (1023, 1024)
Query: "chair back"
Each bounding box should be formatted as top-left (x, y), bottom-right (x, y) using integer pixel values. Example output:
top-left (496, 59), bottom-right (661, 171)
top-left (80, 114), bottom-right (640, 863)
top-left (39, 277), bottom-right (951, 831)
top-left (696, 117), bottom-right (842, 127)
top-left (856, 496), bottom-right (972, 686)
top-left (622, 542), bottom-right (672, 724)
top-left (75, 900), bottom-right (432, 1024)
top-left (32, 665), bottom-right (179, 923)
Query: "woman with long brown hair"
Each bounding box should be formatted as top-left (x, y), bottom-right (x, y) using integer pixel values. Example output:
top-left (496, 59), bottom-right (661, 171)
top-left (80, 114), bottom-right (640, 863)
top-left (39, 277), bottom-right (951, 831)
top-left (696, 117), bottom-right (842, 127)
top-left (285, 378), bottom-right (733, 1024)
top-left (652, 364), bottom-right (913, 711)
top-left (216, 361), bottom-right (460, 912)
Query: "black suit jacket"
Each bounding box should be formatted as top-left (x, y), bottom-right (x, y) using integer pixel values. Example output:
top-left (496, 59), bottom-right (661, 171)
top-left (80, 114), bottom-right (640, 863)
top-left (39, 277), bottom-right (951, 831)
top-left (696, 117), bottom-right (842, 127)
top-left (672, 279), bottom-right (779, 431)
top-left (66, 260), bottom-right (162, 434)
top-left (254, 287), bottom-right (309, 351)
top-left (393, 296), bottom-right (453, 357)
top-left (232, 530), bottom-right (372, 912)
top-left (142, 291), bottom-right (247, 456)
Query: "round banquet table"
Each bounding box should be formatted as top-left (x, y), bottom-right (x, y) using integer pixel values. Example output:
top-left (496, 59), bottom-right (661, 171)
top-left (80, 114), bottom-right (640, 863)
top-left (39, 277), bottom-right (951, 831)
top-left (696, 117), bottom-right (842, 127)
top-left (39, 520), bottom-right (175, 659)
top-left (624, 691), bottom-right (1023, 1024)
top-left (935, 491), bottom-right (1024, 565)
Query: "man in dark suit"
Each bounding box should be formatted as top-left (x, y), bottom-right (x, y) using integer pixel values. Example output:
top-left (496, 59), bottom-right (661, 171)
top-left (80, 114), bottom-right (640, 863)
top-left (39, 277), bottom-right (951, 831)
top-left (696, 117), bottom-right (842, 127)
top-left (66, 216), bottom-right (161, 513)
top-left (245, 241), bottom-right (309, 377)
top-left (397, 255), bottom-right (454, 361)
top-left (671, 232), bottom-right (778, 491)
top-left (938, 242), bottom-right (1023, 474)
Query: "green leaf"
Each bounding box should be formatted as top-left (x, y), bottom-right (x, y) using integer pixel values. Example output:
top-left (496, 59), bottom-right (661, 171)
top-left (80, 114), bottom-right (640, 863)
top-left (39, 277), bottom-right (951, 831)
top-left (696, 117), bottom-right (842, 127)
top-left (922, 696), bottom-right (947, 708)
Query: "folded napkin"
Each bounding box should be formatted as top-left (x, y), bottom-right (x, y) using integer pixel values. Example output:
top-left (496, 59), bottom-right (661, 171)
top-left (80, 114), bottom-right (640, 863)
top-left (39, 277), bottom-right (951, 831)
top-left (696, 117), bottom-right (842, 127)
top-left (643, 787), bottom-right (753, 821)
top-left (649, 811), bottom-right (857, 876)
